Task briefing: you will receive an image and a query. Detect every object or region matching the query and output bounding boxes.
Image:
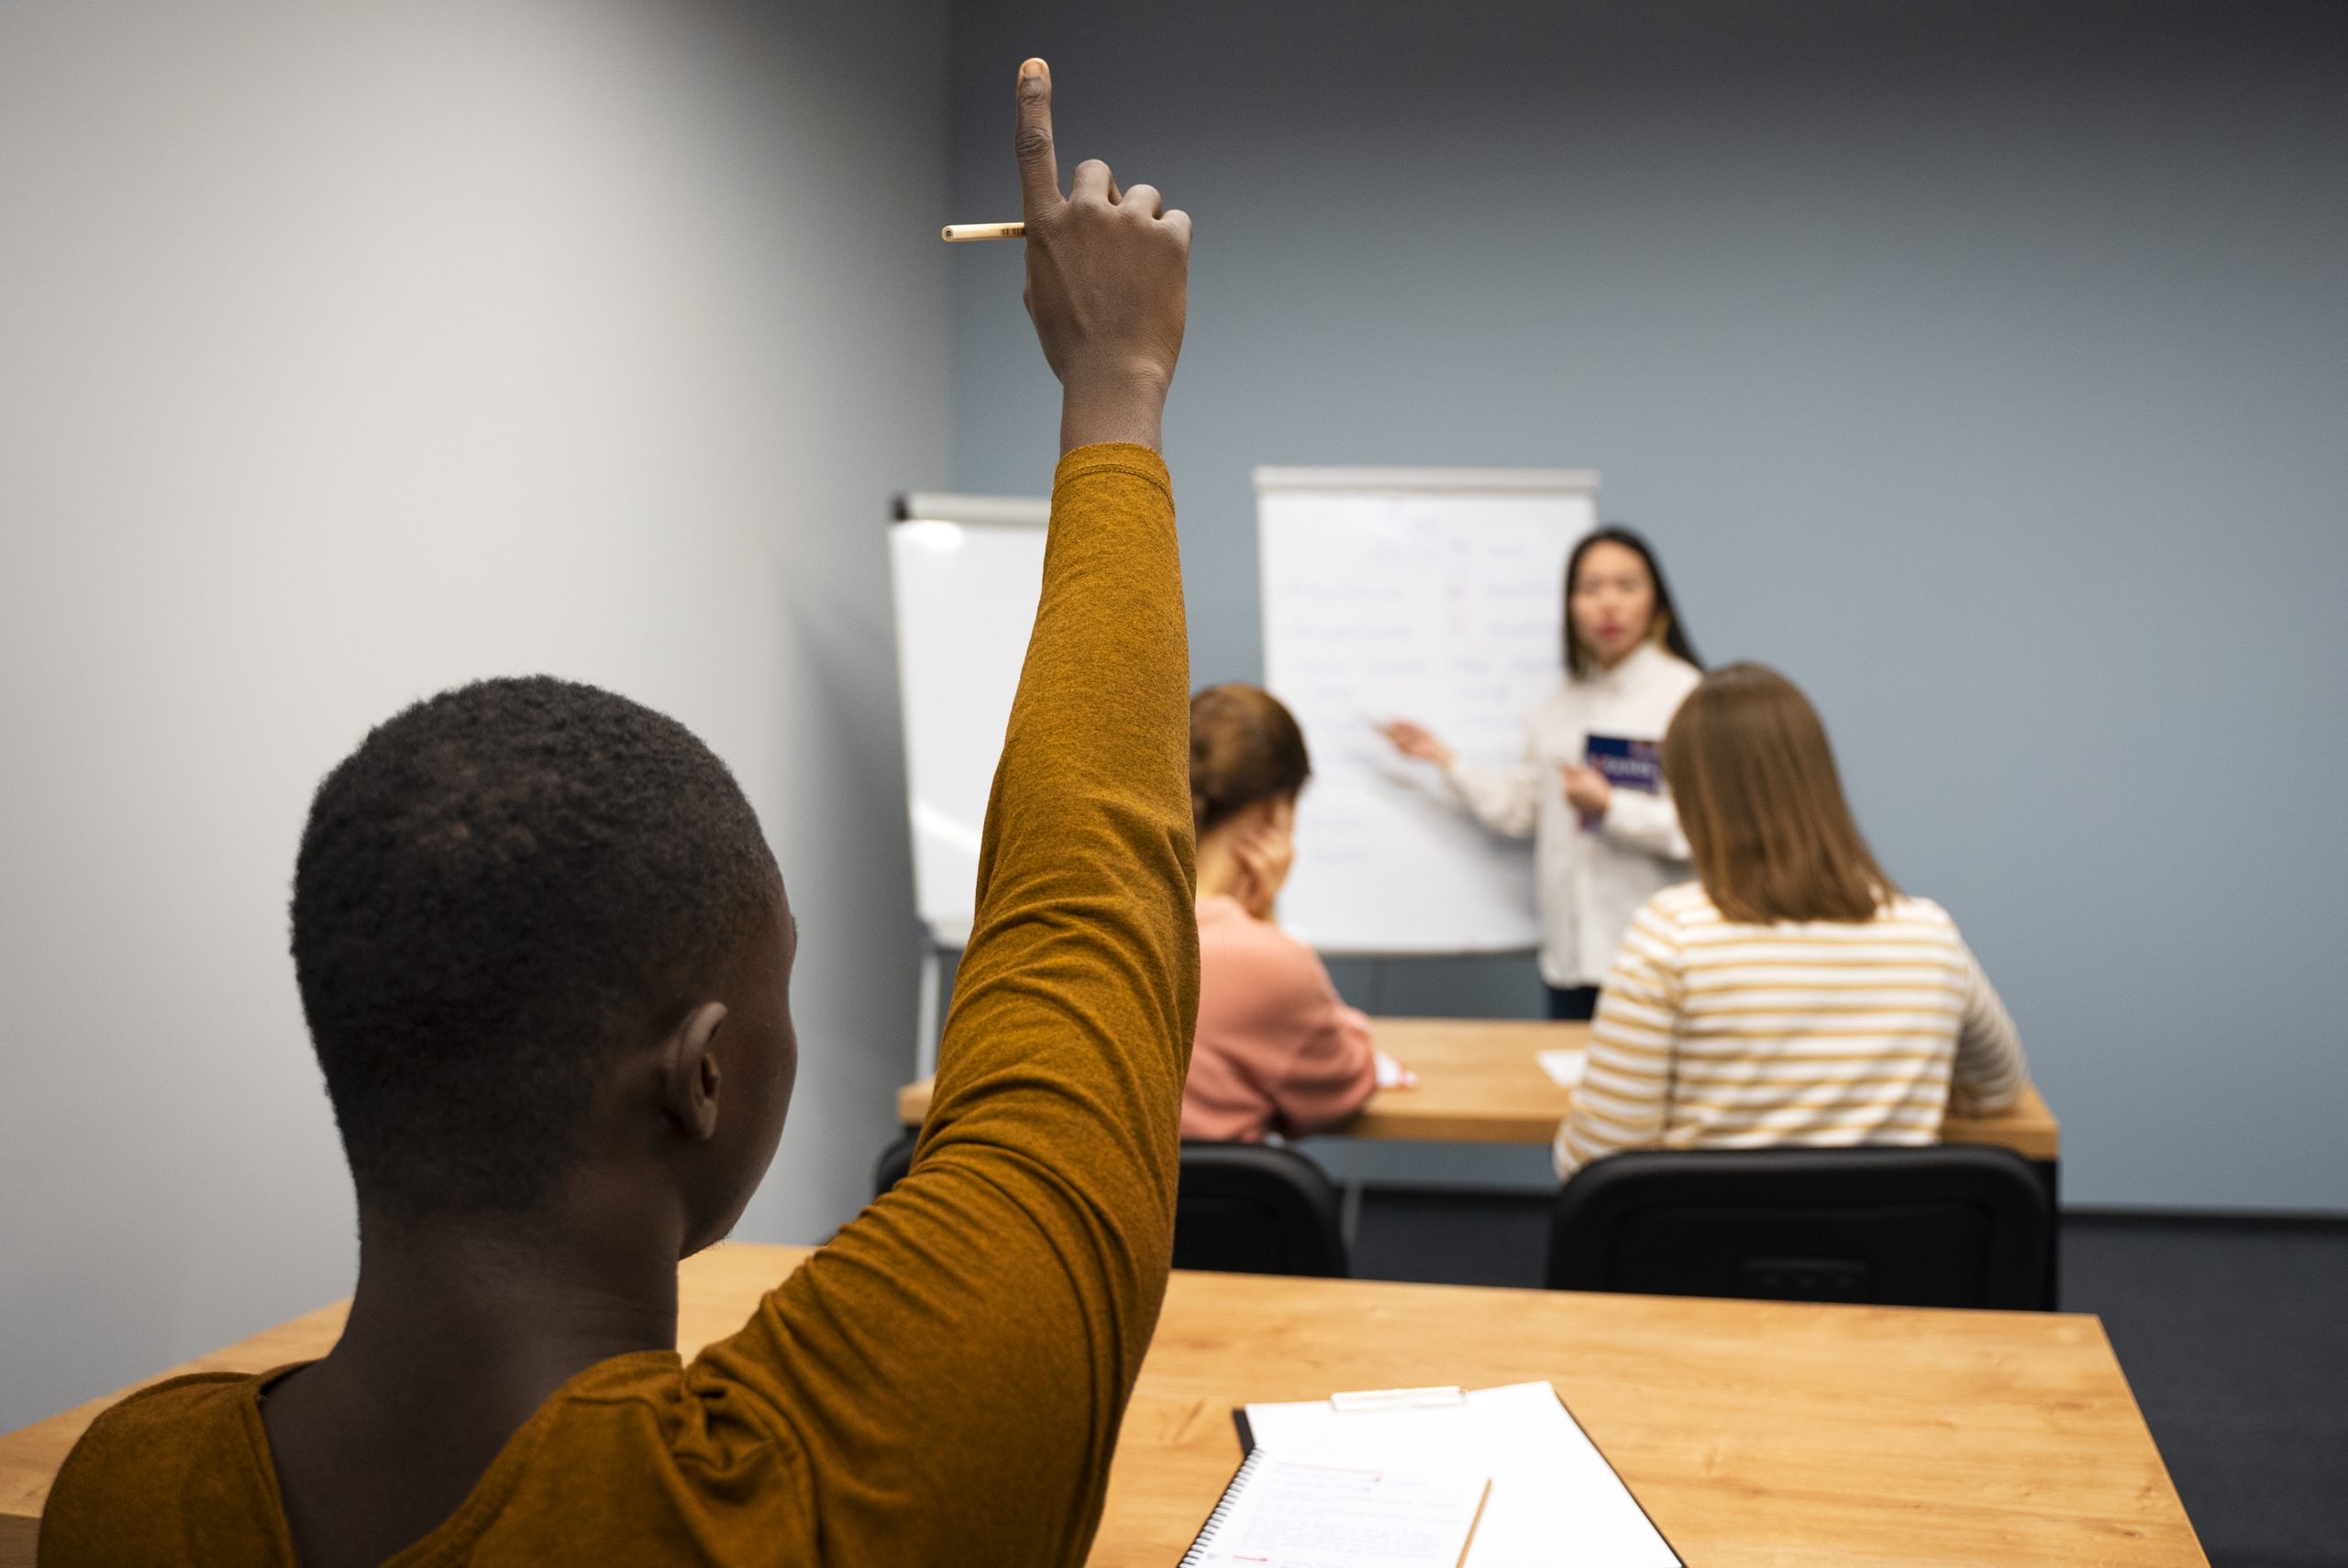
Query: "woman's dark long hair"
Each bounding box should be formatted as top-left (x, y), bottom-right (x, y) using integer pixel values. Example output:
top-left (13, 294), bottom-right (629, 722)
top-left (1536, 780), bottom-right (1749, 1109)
top-left (1563, 525), bottom-right (1702, 679)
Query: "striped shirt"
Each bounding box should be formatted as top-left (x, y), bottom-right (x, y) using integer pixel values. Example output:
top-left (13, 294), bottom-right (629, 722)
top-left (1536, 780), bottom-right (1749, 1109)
top-left (1553, 882), bottom-right (2030, 1178)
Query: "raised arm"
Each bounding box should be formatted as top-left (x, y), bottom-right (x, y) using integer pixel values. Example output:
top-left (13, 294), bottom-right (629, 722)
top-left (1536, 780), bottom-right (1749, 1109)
top-left (701, 60), bottom-right (1196, 1566)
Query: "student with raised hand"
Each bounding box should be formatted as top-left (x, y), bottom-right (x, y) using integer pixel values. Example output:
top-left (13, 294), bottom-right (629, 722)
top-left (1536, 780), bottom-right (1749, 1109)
top-left (1379, 527), bottom-right (1703, 1021)
top-left (1552, 664), bottom-right (2030, 1179)
top-left (42, 58), bottom-right (1196, 1568)
top-left (1183, 683), bottom-right (1380, 1142)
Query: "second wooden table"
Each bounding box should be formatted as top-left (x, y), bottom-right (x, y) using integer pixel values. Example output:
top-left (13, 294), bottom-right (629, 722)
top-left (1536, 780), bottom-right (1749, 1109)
top-left (897, 1015), bottom-right (2063, 1159)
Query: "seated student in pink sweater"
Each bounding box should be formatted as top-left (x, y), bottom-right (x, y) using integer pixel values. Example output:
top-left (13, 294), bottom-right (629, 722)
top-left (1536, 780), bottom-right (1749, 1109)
top-left (1182, 685), bottom-right (1383, 1141)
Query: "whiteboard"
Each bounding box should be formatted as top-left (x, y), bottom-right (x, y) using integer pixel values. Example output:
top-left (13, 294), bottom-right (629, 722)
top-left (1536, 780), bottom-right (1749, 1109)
top-left (887, 495), bottom-right (1049, 943)
top-left (1257, 466), bottom-right (1600, 955)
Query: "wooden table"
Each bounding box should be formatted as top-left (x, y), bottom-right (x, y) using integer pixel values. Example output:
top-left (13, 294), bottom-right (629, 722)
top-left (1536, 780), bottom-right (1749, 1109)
top-left (897, 1017), bottom-right (2063, 1159)
top-left (901, 1017), bottom-right (2069, 1304)
top-left (0, 1242), bottom-right (2202, 1567)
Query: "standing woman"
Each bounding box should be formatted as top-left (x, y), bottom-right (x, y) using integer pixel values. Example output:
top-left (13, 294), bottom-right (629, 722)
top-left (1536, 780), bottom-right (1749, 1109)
top-left (1380, 527), bottom-right (1702, 1020)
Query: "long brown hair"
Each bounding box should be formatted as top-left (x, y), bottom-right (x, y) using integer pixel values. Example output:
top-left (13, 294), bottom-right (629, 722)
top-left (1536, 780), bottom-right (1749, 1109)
top-left (1564, 525), bottom-right (1703, 679)
top-left (1190, 684), bottom-right (1311, 837)
top-left (1662, 664), bottom-right (1895, 924)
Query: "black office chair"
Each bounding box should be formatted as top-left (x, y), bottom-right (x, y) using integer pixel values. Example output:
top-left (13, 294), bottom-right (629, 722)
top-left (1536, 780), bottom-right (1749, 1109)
top-left (1172, 1141), bottom-right (1348, 1278)
top-left (1545, 1144), bottom-right (2050, 1309)
top-left (871, 1132), bottom-right (1346, 1278)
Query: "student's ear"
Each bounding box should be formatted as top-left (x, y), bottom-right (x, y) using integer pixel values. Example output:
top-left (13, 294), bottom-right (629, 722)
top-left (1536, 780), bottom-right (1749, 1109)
top-left (659, 1002), bottom-right (730, 1142)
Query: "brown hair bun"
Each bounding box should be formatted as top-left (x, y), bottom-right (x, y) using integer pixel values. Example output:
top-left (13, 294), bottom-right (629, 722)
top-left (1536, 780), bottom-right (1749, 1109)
top-left (1189, 684), bottom-right (1312, 838)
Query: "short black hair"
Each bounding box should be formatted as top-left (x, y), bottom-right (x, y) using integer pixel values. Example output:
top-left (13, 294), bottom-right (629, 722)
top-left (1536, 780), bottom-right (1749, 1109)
top-left (291, 675), bottom-right (779, 1219)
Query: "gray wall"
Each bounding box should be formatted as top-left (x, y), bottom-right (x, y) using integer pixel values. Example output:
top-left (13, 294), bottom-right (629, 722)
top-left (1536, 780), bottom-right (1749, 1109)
top-left (0, 0), bottom-right (945, 1433)
top-left (947, 1), bottom-right (2348, 1209)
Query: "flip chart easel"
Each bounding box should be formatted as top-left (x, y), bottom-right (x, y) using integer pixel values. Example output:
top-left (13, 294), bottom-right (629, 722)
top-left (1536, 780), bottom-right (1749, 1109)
top-left (886, 491), bottom-right (1049, 1075)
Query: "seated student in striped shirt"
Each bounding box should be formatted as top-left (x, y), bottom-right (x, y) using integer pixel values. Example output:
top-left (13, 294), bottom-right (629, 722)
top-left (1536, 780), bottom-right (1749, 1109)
top-left (1554, 663), bottom-right (2029, 1178)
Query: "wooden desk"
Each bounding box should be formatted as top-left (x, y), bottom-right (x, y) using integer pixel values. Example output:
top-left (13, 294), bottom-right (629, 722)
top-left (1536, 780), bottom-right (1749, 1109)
top-left (0, 1242), bottom-right (2202, 1567)
top-left (896, 1016), bottom-right (2064, 1162)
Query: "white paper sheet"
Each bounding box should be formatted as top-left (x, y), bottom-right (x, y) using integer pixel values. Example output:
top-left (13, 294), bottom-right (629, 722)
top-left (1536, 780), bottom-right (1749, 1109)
top-left (1536, 1049), bottom-right (1586, 1088)
top-left (1242, 1383), bottom-right (1679, 1568)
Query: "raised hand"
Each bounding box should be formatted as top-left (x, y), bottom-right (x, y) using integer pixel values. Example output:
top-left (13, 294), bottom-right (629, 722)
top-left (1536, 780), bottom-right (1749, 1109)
top-left (1013, 58), bottom-right (1191, 453)
top-left (1377, 719), bottom-right (1456, 769)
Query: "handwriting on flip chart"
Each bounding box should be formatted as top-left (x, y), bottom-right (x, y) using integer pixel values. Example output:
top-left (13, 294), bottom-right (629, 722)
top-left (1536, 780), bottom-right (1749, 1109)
top-left (1258, 480), bottom-right (1593, 954)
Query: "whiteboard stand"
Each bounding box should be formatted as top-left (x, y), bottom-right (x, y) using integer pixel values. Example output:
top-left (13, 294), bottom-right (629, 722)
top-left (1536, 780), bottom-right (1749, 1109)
top-left (887, 491), bottom-right (1050, 1083)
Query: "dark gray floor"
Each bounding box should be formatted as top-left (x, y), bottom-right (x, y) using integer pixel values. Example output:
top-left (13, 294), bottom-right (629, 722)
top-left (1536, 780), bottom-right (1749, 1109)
top-left (1350, 1190), bottom-right (2348, 1568)
top-left (2062, 1213), bottom-right (2348, 1568)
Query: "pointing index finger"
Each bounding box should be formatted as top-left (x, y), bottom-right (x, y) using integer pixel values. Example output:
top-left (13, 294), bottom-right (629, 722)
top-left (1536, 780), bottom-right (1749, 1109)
top-left (1013, 58), bottom-right (1061, 218)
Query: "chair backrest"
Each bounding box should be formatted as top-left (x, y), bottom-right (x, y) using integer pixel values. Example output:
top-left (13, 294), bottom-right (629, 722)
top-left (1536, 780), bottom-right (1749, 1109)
top-left (1545, 1144), bottom-right (2049, 1309)
top-left (871, 1127), bottom-right (919, 1198)
top-left (872, 1131), bottom-right (1347, 1278)
top-left (1174, 1141), bottom-right (1348, 1278)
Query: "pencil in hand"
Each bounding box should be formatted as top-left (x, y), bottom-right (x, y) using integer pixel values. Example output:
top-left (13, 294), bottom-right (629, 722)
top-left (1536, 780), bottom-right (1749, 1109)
top-left (942, 222), bottom-right (1026, 242)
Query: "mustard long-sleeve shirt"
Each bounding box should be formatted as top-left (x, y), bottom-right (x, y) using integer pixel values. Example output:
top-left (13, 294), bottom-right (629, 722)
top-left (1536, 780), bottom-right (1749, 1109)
top-left (39, 444), bottom-right (1199, 1567)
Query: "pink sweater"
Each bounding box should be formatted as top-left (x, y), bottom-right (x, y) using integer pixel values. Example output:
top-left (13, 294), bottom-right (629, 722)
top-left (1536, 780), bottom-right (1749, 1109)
top-left (1181, 895), bottom-right (1378, 1142)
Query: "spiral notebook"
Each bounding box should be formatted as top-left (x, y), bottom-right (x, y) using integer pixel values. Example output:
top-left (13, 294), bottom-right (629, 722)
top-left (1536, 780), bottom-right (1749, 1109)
top-left (1184, 1382), bottom-right (1680, 1568)
top-left (1179, 1451), bottom-right (1492, 1568)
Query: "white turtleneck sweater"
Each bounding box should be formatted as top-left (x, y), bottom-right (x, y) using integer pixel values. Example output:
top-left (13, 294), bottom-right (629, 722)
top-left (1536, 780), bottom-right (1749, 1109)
top-left (1441, 640), bottom-right (1702, 988)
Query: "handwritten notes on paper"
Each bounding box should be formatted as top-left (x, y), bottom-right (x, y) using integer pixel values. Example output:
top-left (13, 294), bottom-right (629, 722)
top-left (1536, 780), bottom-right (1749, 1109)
top-left (1240, 1382), bottom-right (1680, 1568)
top-left (1182, 1454), bottom-right (1490, 1568)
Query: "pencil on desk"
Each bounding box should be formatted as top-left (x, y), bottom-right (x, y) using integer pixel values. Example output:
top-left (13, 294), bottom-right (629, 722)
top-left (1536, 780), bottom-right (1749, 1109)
top-left (942, 222), bottom-right (1025, 242)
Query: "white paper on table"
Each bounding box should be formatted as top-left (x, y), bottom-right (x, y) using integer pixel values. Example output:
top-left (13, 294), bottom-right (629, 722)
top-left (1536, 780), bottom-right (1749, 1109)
top-left (1182, 1453), bottom-right (1491, 1568)
top-left (1536, 1049), bottom-right (1586, 1088)
top-left (1375, 1050), bottom-right (1419, 1090)
top-left (1242, 1382), bottom-right (1679, 1568)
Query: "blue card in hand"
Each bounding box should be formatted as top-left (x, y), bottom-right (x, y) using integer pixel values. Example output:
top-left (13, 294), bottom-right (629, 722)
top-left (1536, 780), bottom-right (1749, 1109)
top-left (1580, 734), bottom-right (1661, 832)
top-left (1584, 734), bottom-right (1663, 794)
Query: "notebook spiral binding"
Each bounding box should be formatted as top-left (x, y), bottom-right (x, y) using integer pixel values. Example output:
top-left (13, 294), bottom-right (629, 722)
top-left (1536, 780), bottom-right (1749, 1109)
top-left (1178, 1446), bottom-right (1267, 1564)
